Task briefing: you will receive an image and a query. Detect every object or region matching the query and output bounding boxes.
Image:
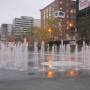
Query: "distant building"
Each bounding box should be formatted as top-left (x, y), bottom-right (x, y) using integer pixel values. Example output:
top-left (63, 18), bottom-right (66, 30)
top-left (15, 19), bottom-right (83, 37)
top-left (0, 26), bottom-right (1, 34)
top-left (7, 24), bottom-right (13, 35)
top-left (0, 27), bottom-right (1, 40)
top-left (13, 16), bottom-right (33, 39)
top-left (0, 24), bottom-right (12, 41)
top-left (33, 19), bottom-right (41, 28)
top-left (40, 0), bottom-right (76, 39)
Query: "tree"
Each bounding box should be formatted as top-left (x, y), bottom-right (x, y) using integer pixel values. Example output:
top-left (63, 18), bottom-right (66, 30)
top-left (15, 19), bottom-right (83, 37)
top-left (47, 18), bottom-right (62, 40)
top-left (25, 26), bottom-right (41, 42)
top-left (36, 29), bottom-right (50, 42)
top-left (31, 26), bottom-right (40, 40)
top-left (29, 26), bottom-right (49, 42)
top-left (7, 35), bottom-right (15, 42)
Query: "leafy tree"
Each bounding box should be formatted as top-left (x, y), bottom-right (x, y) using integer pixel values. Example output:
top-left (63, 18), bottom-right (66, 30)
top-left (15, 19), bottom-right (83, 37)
top-left (36, 29), bottom-right (50, 42)
top-left (47, 18), bottom-right (63, 40)
top-left (47, 18), bottom-right (62, 30)
top-left (29, 26), bottom-right (50, 42)
top-left (31, 26), bottom-right (40, 40)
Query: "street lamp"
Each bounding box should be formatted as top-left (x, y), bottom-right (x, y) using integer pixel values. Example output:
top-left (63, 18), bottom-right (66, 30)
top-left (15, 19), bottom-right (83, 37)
top-left (69, 23), bottom-right (73, 27)
top-left (48, 27), bottom-right (52, 39)
top-left (48, 27), bottom-right (52, 33)
top-left (67, 20), bottom-right (74, 30)
top-left (68, 21), bottom-right (74, 29)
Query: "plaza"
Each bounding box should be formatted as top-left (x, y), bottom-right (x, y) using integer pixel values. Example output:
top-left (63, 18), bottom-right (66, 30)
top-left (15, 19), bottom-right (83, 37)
top-left (0, 0), bottom-right (90, 90)
top-left (0, 39), bottom-right (90, 90)
top-left (0, 75), bottom-right (90, 90)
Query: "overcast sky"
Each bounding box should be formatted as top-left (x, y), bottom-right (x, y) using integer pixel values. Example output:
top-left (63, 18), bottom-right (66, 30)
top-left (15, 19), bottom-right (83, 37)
top-left (0, 0), bottom-right (54, 24)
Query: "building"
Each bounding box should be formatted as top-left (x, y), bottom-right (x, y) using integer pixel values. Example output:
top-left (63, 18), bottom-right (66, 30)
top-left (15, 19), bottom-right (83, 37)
top-left (13, 16), bottom-right (33, 40)
top-left (0, 24), bottom-right (12, 41)
top-left (40, 1), bottom-right (55, 29)
top-left (0, 27), bottom-right (1, 40)
top-left (77, 0), bottom-right (90, 39)
top-left (40, 0), bottom-right (76, 40)
top-left (33, 19), bottom-right (41, 28)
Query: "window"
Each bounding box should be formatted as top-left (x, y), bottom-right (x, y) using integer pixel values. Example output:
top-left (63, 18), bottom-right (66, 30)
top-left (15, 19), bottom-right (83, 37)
top-left (59, 12), bottom-right (64, 16)
top-left (60, 7), bottom-right (63, 10)
top-left (60, 1), bottom-right (62, 4)
top-left (55, 12), bottom-right (58, 16)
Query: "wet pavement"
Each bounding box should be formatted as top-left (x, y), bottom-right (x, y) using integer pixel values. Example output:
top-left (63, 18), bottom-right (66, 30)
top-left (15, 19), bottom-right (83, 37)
top-left (0, 68), bottom-right (90, 90)
top-left (0, 77), bottom-right (90, 90)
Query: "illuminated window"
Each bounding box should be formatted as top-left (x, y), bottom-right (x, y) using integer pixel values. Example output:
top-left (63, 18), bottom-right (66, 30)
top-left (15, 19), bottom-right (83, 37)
top-left (70, 9), bottom-right (76, 14)
top-left (67, 26), bottom-right (69, 30)
top-left (60, 7), bottom-right (62, 10)
top-left (60, 1), bottom-right (62, 4)
top-left (70, 10), bottom-right (73, 13)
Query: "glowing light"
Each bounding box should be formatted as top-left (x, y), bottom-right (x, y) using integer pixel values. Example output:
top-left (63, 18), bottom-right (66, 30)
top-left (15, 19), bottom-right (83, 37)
top-left (67, 69), bottom-right (78, 77)
top-left (47, 71), bottom-right (55, 78)
top-left (67, 20), bottom-right (74, 30)
top-left (48, 27), bottom-right (52, 33)
top-left (69, 23), bottom-right (73, 27)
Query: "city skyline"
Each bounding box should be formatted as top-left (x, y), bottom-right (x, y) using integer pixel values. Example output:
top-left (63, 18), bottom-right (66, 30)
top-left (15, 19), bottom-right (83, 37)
top-left (0, 0), bottom-right (54, 24)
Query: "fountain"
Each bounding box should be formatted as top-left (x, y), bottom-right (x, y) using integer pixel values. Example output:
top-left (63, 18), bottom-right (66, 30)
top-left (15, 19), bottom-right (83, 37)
top-left (0, 38), bottom-right (90, 80)
top-left (33, 41), bottom-right (39, 69)
top-left (81, 41), bottom-right (85, 69)
top-left (0, 38), bottom-right (29, 71)
top-left (40, 41), bottom-right (45, 60)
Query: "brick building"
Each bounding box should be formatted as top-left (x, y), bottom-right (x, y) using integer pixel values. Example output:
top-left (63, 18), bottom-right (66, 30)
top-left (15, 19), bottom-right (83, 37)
top-left (40, 0), bottom-right (76, 40)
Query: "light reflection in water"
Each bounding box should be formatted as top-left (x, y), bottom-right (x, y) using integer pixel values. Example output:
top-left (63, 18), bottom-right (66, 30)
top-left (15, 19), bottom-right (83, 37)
top-left (47, 71), bottom-right (55, 78)
top-left (67, 69), bottom-right (78, 77)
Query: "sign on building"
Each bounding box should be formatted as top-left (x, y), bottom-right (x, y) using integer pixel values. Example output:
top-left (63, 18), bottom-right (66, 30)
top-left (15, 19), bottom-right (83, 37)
top-left (53, 11), bottom-right (65, 18)
top-left (79, 0), bottom-right (90, 10)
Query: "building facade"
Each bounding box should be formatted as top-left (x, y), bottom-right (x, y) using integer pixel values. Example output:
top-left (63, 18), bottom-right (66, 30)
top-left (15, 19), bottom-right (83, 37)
top-left (40, 1), bottom-right (55, 29)
top-left (0, 27), bottom-right (1, 40)
top-left (13, 16), bottom-right (33, 39)
top-left (33, 19), bottom-right (41, 28)
top-left (40, 0), bottom-right (76, 40)
top-left (77, 0), bottom-right (90, 39)
top-left (0, 24), bottom-right (12, 41)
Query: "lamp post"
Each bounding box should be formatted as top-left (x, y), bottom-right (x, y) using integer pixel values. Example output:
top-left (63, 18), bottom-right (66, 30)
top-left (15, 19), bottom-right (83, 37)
top-left (48, 27), bottom-right (52, 39)
top-left (67, 21), bottom-right (75, 39)
top-left (68, 21), bottom-right (74, 29)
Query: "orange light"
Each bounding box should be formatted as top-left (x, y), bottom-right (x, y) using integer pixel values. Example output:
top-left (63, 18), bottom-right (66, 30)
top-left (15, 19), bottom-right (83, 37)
top-left (47, 71), bottom-right (55, 78)
top-left (48, 27), bottom-right (52, 33)
top-left (67, 69), bottom-right (78, 77)
top-left (67, 20), bottom-right (74, 30)
top-left (69, 23), bottom-right (73, 27)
